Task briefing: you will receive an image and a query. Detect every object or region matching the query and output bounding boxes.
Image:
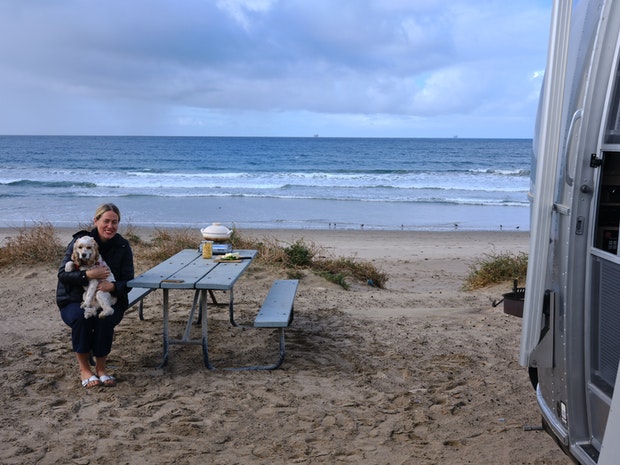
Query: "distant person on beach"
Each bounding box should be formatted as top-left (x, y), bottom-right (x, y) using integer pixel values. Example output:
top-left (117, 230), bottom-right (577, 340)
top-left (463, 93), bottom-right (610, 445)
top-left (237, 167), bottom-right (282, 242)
top-left (56, 203), bottom-right (134, 388)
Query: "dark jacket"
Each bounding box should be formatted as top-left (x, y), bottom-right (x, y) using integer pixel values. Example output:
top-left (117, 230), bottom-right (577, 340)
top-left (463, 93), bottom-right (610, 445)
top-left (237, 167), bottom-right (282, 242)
top-left (56, 229), bottom-right (134, 310)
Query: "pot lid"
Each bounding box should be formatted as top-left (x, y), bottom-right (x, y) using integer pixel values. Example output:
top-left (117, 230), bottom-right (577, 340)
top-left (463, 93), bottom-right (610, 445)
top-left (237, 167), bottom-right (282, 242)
top-left (200, 222), bottom-right (232, 238)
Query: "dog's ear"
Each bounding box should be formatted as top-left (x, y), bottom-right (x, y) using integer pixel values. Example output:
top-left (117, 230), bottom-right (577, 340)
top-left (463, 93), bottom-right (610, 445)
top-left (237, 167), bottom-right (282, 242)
top-left (71, 243), bottom-right (79, 264)
top-left (92, 241), bottom-right (100, 264)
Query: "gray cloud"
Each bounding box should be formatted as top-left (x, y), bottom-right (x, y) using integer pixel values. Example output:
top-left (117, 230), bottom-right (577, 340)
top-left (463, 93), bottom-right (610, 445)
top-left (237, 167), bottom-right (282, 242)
top-left (0, 0), bottom-right (550, 136)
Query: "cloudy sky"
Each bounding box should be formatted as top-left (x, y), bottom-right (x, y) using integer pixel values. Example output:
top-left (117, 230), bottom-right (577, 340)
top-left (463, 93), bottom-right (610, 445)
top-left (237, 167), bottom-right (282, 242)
top-left (0, 0), bottom-right (551, 138)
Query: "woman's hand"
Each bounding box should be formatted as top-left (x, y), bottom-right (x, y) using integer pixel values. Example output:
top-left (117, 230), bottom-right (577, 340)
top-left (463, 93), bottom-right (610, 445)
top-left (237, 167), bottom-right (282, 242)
top-left (86, 265), bottom-right (110, 281)
top-left (85, 266), bottom-right (114, 292)
top-left (97, 280), bottom-right (115, 292)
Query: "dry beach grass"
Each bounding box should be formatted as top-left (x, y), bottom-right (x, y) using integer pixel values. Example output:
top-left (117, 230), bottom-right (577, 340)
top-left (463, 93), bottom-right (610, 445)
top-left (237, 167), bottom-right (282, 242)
top-left (0, 226), bottom-right (570, 464)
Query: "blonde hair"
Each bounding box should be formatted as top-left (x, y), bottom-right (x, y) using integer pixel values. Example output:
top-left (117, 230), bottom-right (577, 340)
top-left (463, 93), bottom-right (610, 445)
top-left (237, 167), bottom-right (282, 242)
top-left (94, 203), bottom-right (121, 222)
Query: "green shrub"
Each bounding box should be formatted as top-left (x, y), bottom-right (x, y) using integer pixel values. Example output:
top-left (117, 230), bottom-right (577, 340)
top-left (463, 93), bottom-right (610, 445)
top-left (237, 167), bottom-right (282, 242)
top-left (317, 271), bottom-right (350, 290)
top-left (464, 251), bottom-right (528, 290)
top-left (283, 239), bottom-right (315, 267)
top-left (313, 256), bottom-right (388, 289)
top-left (232, 231), bottom-right (388, 289)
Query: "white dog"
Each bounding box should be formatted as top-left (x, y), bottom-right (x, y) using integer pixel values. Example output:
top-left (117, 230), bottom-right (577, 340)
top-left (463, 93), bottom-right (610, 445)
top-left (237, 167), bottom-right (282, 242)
top-left (64, 236), bottom-right (117, 319)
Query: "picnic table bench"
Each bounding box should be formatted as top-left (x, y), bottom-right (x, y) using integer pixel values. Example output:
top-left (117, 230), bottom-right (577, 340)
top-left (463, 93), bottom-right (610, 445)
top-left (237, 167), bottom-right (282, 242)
top-left (127, 287), bottom-right (152, 318)
top-left (231, 279), bottom-right (299, 370)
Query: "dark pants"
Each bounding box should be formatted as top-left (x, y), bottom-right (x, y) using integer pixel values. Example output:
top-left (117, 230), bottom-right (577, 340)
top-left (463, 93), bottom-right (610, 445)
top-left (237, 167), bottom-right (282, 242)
top-left (60, 302), bottom-right (125, 357)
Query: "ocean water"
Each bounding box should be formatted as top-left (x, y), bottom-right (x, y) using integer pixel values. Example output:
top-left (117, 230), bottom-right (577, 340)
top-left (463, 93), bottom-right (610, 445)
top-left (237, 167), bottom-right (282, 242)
top-left (0, 136), bottom-right (531, 231)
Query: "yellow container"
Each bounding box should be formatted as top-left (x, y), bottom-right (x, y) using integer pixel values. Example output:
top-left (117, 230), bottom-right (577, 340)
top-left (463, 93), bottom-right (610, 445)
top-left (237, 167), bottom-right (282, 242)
top-left (201, 241), bottom-right (213, 259)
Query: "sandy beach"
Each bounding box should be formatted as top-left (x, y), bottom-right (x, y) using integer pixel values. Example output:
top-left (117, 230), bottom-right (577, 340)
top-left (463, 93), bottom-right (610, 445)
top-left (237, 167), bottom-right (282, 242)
top-left (0, 228), bottom-right (570, 464)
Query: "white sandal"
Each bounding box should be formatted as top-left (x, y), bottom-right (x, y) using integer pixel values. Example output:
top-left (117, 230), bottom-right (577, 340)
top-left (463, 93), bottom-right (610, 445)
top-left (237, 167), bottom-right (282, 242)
top-left (98, 374), bottom-right (116, 387)
top-left (81, 375), bottom-right (101, 388)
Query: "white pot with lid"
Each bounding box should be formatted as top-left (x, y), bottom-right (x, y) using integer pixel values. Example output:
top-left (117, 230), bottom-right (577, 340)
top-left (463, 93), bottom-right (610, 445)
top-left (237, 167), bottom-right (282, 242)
top-left (200, 223), bottom-right (233, 241)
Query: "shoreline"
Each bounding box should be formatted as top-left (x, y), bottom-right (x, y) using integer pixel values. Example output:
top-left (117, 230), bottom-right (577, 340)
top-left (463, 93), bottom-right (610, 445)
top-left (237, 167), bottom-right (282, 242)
top-left (0, 195), bottom-right (530, 232)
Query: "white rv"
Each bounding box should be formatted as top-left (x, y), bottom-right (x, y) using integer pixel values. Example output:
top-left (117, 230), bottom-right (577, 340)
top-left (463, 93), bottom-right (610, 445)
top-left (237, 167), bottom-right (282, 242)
top-left (521, 1), bottom-right (620, 463)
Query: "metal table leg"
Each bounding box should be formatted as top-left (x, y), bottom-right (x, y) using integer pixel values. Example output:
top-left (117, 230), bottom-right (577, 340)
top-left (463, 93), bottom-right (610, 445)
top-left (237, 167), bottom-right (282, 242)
top-left (200, 289), bottom-right (214, 369)
top-left (228, 286), bottom-right (238, 326)
top-left (182, 290), bottom-right (201, 341)
top-left (160, 288), bottom-right (170, 368)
